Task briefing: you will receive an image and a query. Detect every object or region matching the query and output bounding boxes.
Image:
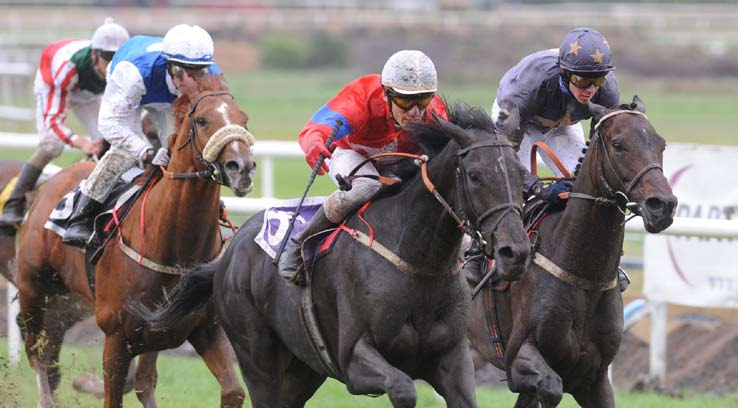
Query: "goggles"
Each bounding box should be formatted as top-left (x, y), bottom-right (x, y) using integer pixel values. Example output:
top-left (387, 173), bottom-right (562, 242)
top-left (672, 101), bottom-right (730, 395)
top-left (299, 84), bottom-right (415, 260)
top-left (568, 73), bottom-right (607, 89)
top-left (388, 91), bottom-right (434, 111)
top-left (167, 63), bottom-right (209, 79)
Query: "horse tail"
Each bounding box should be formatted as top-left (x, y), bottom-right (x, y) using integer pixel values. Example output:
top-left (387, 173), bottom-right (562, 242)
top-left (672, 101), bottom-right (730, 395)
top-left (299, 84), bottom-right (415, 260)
top-left (130, 260), bottom-right (218, 332)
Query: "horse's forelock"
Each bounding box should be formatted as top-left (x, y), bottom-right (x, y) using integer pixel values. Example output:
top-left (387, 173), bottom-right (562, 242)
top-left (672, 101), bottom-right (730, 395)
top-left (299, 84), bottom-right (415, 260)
top-left (170, 74), bottom-right (230, 146)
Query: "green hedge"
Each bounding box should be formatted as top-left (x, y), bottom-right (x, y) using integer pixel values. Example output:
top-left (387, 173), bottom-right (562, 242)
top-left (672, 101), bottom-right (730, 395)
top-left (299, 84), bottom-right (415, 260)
top-left (260, 30), bottom-right (348, 69)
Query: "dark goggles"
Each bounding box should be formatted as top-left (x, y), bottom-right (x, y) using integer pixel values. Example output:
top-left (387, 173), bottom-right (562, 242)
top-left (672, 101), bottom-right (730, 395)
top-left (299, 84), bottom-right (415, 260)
top-left (388, 91), bottom-right (435, 111)
top-left (167, 62), bottom-right (209, 79)
top-left (568, 73), bottom-right (608, 89)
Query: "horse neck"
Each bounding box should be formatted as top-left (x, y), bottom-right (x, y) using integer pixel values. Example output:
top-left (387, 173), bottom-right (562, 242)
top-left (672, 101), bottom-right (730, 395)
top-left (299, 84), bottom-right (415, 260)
top-left (552, 147), bottom-right (625, 281)
top-left (134, 139), bottom-right (222, 262)
top-left (380, 145), bottom-right (463, 274)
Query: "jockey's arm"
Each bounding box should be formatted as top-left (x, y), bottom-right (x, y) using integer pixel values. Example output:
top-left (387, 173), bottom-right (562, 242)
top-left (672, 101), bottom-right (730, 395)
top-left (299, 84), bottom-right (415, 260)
top-left (97, 61), bottom-right (150, 161)
top-left (41, 61), bottom-right (80, 147)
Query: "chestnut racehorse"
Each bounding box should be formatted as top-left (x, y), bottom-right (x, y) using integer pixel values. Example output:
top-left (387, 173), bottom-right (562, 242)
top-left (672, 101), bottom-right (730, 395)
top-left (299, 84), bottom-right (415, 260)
top-left (15, 74), bottom-right (255, 408)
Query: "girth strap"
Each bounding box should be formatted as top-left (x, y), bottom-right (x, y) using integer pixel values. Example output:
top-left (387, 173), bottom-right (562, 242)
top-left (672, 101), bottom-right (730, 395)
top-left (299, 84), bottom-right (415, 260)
top-left (532, 252), bottom-right (617, 291)
top-left (117, 236), bottom-right (230, 275)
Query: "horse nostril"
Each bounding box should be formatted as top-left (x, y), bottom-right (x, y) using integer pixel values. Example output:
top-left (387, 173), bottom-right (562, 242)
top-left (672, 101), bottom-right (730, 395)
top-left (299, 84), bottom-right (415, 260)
top-left (497, 246), bottom-right (514, 261)
top-left (225, 160), bottom-right (241, 173)
top-left (645, 196), bottom-right (673, 216)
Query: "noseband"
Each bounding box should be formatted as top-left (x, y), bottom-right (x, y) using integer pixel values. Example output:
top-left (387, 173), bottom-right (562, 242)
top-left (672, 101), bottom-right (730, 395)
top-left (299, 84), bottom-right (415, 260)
top-left (570, 109), bottom-right (663, 215)
top-left (167, 91), bottom-right (255, 183)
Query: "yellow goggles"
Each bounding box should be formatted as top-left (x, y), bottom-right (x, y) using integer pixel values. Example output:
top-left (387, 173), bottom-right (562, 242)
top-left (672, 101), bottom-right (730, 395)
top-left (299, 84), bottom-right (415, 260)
top-left (569, 73), bottom-right (607, 89)
top-left (389, 92), bottom-right (434, 111)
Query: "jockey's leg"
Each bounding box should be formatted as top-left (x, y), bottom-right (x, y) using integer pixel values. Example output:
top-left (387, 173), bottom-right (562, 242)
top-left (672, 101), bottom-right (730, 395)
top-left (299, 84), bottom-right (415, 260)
top-left (278, 148), bottom-right (381, 285)
top-left (0, 131), bottom-right (61, 227)
top-left (63, 146), bottom-right (137, 247)
top-left (540, 123), bottom-right (585, 177)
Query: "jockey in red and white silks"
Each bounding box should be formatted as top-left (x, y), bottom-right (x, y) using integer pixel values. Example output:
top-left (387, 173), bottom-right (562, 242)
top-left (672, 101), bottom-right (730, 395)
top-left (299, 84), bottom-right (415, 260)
top-left (0, 18), bottom-right (129, 228)
top-left (298, 74), bottom-right (448, 223)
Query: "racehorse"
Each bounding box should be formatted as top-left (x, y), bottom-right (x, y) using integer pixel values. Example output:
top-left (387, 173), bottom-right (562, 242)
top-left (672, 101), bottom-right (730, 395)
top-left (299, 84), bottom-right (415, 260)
top-left (15, 74), bottom-right (255, 408)
top-left (138, 104), bottom-right (532, 407)
top-left (468, 96), bottom-right (677, 408)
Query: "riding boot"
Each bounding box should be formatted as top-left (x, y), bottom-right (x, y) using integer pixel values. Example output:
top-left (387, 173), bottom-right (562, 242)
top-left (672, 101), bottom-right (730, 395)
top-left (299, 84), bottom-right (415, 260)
top-left (618, 267), bottom-right (630, 292)
top-left (0, 163), bottom-right (43, 227)
top-left (62, 194), bottom-right (103, 248)
top-left (278, 207), bottom-right (337, 286)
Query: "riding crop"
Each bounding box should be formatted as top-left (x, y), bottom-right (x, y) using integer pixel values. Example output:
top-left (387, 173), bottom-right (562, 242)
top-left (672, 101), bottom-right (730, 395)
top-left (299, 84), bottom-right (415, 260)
top-left (272, 119), bottom-right (342, 264)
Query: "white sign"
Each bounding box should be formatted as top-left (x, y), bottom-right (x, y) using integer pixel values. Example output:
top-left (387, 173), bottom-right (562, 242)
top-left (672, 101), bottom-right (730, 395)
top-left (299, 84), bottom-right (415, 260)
top-left (644, 143), bottom-right (738, 308)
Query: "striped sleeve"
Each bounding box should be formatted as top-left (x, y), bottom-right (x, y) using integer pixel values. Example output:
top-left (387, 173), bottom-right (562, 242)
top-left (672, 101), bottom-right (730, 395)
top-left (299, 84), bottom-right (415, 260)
top-left (42, 61), bottom-right (79, 144)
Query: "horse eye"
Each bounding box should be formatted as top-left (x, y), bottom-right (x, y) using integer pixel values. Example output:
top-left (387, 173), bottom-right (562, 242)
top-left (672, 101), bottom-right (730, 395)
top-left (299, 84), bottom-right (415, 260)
top-left (468, 172), bottom-right (481, 184)
top-left (612, 140), bottom-right (624, 152)
top-left (196, 117), bottom-right (207, 127)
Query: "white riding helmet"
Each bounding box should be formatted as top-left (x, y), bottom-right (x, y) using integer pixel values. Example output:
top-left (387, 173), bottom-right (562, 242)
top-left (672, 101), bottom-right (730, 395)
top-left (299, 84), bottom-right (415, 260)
top-left (162, 24), bottom-right (214, 66)
top-left (381, 50), bottom-right (437, 95)
top-left (90, 17), bottom-right (129, 52)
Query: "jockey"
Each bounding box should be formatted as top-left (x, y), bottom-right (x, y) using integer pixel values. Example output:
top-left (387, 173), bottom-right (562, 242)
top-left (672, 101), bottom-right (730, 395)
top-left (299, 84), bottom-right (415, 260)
top-left (492, 27), bottom-right (619, 205)
top-left (62, 24), bottom-right (222, 247)
top-left (279, 50), bottom-right (448, 285)
top-left (0, 18), bottom-right (129, 228)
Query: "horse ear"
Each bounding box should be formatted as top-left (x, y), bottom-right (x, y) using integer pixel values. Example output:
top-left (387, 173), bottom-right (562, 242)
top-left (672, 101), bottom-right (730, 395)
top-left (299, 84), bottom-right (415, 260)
top-left (433, 115), bottom-right (472, 148)
top-left (587, 101), bottom-right (609, 123)
top-left (218, 74), bottom-right (230, 92)
top-left (630, 95), bottom-right (646, 113)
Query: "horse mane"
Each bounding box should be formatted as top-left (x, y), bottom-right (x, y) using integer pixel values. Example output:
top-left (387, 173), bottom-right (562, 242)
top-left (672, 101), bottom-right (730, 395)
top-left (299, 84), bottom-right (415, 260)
top-left (374, 101), bottom-right (496, 198)
top-left (169, 74), bottom-right (229, 148)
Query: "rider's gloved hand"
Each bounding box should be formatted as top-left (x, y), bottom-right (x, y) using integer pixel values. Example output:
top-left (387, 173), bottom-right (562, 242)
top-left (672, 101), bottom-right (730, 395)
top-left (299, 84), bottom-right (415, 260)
top-left (299, 132), bottom-right (332, 175)
top-left (141, 147), bottom-right (170, 167)
top-left (538, 180), bottom-right (573, 207)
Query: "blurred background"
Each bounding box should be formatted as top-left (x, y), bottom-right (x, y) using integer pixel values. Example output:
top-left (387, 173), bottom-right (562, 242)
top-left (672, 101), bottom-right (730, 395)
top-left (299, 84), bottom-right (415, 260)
top-left (0, 1), bottom-right (737, 407)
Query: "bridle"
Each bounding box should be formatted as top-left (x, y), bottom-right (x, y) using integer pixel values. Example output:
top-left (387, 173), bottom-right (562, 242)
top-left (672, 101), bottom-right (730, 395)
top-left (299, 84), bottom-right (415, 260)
top-left (569, 109), bottom-right (663, 216)
top-left (164, 90), bottom-right (255, 184)
top-left (341, 136), bottom-right (523, 258)
top-left (455, 138), bottom-right (522, 257)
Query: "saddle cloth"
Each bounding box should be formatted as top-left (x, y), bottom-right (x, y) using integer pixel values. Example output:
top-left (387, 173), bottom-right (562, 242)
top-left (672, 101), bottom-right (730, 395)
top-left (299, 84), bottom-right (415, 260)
top-left (44, 167), bottom-right (145, 238)
top-left (254, 196), bottom-right (326, 259)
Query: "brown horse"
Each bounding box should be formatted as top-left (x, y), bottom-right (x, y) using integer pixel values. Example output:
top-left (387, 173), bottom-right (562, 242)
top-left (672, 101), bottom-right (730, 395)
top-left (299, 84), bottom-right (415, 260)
top-left (0, 159), bottom-right (163, 400)
top-left (15, 74), bottom-right (255, 408)
top-left (468, 96), bottom-right (677, 407)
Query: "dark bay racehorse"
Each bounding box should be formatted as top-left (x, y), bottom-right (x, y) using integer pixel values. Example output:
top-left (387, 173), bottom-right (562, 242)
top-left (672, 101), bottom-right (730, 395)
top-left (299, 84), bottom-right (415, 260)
top-left (468, 96), bottom-right (677, 408)
top-left (138, 105), bottom-right (532, 407)
top-left (15, 74), bottom-right (255, 408)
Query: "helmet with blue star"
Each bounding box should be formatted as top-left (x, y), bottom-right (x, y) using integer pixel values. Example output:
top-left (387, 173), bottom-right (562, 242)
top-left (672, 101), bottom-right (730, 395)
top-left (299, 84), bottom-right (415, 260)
top-left (558, 27), bottom-right (614, 74)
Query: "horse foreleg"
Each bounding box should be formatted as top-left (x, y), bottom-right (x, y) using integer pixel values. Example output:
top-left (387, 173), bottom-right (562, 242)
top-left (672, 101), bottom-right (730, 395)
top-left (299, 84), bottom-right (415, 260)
top-left (571, 372), bottom-right (615, 408)
top-left (102, 333), bottom-right (134, 408)
top-left (188, 324), bottom-right (245, 408)
top-left (508, 341), bottom-right (562, 407)
top-left (17, 280), bottom-right (55, 407)
top-left (344, 337), bottom-right (416, 408)
top-left (424, 342), bottom-right (478, 408)
top-left (133, 352), bottom-right (159, 408)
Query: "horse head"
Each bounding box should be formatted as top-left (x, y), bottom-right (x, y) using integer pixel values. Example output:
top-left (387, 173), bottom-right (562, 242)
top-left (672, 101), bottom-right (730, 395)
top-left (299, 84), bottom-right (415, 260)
top-left (432, 105), bottom-right (531, 281)
top-left (587, 95), bottom-right (677, 233)
top-left (170, 74), bottom-right (256, 197)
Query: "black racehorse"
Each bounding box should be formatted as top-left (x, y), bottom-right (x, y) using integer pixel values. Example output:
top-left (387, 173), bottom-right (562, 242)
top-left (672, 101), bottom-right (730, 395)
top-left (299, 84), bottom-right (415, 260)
top-left (468, 96), bottom-right (677, 408)
top-left (137, 104), bottom-right (532, 407)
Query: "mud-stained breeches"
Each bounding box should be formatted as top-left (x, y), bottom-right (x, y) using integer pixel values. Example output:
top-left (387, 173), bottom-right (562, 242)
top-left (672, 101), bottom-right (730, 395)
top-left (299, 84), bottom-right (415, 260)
top-left (491, 99), bottom-right (585, 178)
top-left (324, 147), bottom-right (382, 224)
top-left (80, 146), bottom-right (138, 203)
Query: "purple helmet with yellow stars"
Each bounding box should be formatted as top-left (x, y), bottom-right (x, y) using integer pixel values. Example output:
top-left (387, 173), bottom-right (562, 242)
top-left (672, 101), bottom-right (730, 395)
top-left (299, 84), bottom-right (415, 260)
top-left (558, 27), bottom-right (614, 74)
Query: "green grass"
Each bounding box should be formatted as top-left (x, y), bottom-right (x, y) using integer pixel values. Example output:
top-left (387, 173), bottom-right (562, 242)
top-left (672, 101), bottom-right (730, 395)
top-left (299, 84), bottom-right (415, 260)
top-left (2, 339), bottom-right (736, 407)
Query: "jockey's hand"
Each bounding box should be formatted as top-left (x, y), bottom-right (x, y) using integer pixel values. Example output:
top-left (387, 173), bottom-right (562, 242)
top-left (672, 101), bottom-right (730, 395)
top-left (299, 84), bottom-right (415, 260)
top-left (75, 137), bottom-right (104, 158)
top-left (142, 147), bottom-right (170, 167)
top-left (538, 180), bottom-right (573, 207)
top-left (301, 133), bottom-right (331, 175)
